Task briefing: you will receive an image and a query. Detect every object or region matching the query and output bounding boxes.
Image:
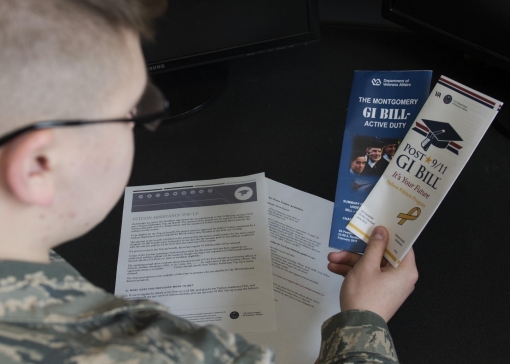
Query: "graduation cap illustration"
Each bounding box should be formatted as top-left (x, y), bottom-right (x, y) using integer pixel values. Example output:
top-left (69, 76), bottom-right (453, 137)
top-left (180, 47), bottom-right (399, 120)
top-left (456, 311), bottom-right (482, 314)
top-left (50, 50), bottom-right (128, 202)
top-left (412, 119), bottom-right (463, 154)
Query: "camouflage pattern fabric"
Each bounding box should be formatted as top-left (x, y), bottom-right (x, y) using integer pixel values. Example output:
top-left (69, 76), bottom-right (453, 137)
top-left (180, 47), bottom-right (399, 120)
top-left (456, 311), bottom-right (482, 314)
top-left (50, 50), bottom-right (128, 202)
top-left (0, 253), bottom-right (398, 363)
top-left (0, 256), bottom-right (274, 363)
top-left (318, 310), bottom-right (399, 363)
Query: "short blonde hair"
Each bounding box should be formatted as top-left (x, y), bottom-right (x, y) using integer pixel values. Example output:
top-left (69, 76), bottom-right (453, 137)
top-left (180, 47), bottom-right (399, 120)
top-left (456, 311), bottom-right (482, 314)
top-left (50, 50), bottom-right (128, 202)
top-left (58, 0), bottom-right (167, 40)
top-left (0, 0), bottom-right (166, 132)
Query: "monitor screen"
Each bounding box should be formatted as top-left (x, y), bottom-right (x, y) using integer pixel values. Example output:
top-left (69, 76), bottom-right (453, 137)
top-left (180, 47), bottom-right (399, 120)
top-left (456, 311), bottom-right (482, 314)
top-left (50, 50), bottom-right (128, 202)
top-left (144, 0), bottom-right (319, 73)
top-left (382, 0), bottom-right (510, 72)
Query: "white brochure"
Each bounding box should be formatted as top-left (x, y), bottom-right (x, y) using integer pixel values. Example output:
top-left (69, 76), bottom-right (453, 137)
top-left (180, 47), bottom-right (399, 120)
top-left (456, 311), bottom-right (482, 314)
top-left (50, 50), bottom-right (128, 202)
top-left (347, 76), bottom-right (503, 267)
top-left (244, 179), bottom-right (343, 364)
top-left (115, 173), bottom-right (276, 333)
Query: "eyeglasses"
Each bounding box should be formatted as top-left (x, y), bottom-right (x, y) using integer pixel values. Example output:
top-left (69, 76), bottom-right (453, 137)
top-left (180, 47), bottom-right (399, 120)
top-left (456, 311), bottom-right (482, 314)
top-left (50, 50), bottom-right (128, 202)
top-left (0, 82), bottom-right (170, 147)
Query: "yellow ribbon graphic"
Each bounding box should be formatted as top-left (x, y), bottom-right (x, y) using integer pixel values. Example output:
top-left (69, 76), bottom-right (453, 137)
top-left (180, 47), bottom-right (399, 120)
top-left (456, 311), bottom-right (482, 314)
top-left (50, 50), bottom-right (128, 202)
top-left (397, 207), bottom-right (421, 225)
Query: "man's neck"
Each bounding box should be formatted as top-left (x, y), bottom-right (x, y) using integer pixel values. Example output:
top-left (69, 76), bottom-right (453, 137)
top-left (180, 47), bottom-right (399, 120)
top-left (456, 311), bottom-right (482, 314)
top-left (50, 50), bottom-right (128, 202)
top-left (0, 208), bottom-right (52, 264)
top-left (0, 248), bottom-right (50, 264)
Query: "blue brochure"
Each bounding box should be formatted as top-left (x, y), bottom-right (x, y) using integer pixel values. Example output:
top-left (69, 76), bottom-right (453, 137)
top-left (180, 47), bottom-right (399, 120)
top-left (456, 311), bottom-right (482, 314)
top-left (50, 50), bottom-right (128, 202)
top-left (329, 70), bottom-right (432, 253)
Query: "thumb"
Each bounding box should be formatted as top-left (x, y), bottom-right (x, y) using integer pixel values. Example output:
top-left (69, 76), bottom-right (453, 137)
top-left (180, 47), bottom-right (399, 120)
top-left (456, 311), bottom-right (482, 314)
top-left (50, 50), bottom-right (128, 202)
top-left (361, 226), bottom-right (389, 267)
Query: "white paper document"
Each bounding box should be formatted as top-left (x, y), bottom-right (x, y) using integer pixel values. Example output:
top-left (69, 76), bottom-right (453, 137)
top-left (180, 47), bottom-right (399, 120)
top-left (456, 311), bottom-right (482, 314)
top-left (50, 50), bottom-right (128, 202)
top-left (115, 173), bottom-right (276, 333)
top-left (244, 179), bottom-right (343, 364)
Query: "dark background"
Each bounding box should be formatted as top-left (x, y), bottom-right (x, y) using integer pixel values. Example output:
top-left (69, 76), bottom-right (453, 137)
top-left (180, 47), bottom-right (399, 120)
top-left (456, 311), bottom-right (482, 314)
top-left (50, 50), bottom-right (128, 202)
top-left (57, 2), bottom-right (510, 363)
top-left (145, 0), bottom-right (310, 61)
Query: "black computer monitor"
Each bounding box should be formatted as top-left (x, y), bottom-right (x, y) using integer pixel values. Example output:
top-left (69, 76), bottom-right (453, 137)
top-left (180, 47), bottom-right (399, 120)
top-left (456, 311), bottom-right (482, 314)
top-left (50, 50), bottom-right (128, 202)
top-left (382, 0), bottom-right (510, 73)
top-left (382, 0), bottom-right (510, 137)
top-left (144, 0), bottom-right (320, 120)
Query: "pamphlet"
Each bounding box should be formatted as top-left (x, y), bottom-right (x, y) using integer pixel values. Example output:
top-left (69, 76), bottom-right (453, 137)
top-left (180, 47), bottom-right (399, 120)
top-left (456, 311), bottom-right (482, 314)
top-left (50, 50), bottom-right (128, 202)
top-left (244, 179), bottom-right (343, 364)
top-left (329, 70), bottom-right (432, 253)
top-left (115, 175), bottom-right (344, 362)
top-left (115, 173), bottom-right (276, 333)
top-left (347, 76), bottom-right (503, 266)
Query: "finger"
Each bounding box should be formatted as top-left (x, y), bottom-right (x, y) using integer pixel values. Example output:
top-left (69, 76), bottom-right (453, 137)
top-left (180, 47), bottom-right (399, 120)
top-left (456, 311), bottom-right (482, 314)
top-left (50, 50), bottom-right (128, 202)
top-left (380, 256), bottom-right (389, 268)
top-left (327, 251), bottom-right (362, 267)
top-left (327, 262), bottom-right (353, 277)
top-left (359, 226), bottom-right (389, 268)
top-left (399, 246), bottom-right (415, 265)
top-left (396, 247), bottom-right (418, 275)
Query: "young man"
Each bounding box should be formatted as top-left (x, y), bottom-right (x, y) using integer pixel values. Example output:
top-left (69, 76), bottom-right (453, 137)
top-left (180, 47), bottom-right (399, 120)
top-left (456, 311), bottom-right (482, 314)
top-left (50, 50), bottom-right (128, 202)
top-left (362, 140), bottom-right (389, 177)
top-left (0, 1), bottom-right (418, 362)
top-left (383, 141), bottom-right (399, 162)
top-left (349, 151), bottom-right (366, 175)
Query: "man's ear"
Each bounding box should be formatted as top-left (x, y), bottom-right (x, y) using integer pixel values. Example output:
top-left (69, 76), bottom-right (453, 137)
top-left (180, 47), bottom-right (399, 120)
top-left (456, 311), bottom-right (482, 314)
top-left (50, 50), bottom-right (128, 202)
top-left (4, 129), bottom-right (56, 206)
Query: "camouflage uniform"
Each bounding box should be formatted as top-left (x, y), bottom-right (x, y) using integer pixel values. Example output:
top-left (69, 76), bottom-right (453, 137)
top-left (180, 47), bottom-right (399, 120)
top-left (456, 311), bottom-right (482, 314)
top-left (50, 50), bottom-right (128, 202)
top-left (319, 310), bottom-right (399, 363)
top-left (0, 253), bottom-right (398, 363)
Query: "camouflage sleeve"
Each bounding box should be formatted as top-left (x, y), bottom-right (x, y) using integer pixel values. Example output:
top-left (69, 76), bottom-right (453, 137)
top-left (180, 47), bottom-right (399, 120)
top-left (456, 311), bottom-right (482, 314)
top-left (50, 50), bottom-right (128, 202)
top-left (0, 259), bottom-right (275, 364)
top-left (317, 310), bottom-right (399, 364)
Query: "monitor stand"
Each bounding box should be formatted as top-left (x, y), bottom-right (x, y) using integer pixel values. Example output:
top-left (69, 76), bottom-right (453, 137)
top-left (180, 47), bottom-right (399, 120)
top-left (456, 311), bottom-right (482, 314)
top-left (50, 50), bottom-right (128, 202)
top-left (150, 62), bottom-right (229, 122)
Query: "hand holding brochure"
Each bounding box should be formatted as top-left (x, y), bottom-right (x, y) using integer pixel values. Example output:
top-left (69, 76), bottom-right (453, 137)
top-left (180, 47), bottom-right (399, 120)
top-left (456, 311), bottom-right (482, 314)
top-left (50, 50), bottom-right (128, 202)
top-left (347, 76), bottom-right (503, 266)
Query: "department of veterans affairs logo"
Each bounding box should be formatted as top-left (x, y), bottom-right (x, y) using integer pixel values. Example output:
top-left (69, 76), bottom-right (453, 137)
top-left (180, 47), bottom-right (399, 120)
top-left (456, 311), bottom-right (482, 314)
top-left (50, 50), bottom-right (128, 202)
top-left (412, 119), bottom-right (463, 154)
top-left (229, 311), bottom-right (240, 319)
top-left (443, 95), bottom-right (452, 104)
top-left (371, 78), bottom-right (381, 86)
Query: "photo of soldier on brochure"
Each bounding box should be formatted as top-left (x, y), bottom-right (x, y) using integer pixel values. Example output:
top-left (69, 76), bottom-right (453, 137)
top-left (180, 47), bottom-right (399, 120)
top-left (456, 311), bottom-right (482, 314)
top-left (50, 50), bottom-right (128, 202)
top-left (349, 135), bottom-right (402, 192)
